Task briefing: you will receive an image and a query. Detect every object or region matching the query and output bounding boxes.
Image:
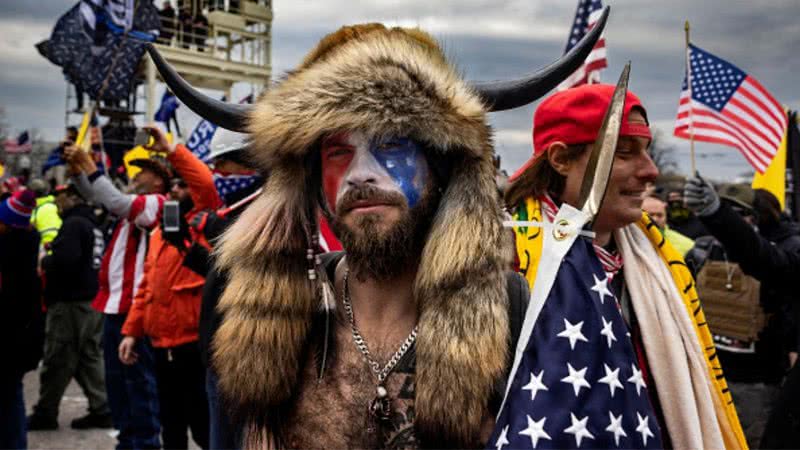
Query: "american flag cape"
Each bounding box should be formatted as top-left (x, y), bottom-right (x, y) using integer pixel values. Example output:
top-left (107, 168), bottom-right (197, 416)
top-left (674, 43), bottom-right (786, 173)
top-left (557, 0), bottom-right (608, 90)
top-left (491, 205), bottom-right (662, 449)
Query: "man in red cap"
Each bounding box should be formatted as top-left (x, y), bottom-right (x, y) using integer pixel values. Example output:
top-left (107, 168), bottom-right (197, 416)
top-left (504, 84), bottom-right (747, 449)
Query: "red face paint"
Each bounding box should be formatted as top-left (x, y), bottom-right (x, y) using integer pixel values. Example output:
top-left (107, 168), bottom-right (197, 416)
top-left (321, 132), bottom-right (354, 211)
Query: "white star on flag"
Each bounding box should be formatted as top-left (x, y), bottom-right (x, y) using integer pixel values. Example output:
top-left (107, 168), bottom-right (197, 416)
top-left (627, 363), bottom-right (647, 395)
top-left (605, 411), bottom-right (627, 446)
top-left (600, 316), bottom-right (617, 348)
top-left (598, 363), bottom-right (624, 397)
top-left (564, 412), bottom-right (595, 447)
top-left (519, 415), bottom-right (551, 448)
top-left (522, 370), bottom-right (549, 401)
top-left (557, 318), bottom-right (589, 350)
top-left (590, 273), bottom-right (613, 304)
top-left (636, 412), bottom-right (655, 445)
top-left (494, 425), bottom-right (510, 450)
top-left (561, 363), bottom-right (591, 396)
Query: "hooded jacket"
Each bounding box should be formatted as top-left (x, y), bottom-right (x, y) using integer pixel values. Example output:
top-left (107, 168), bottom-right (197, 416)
top-left (42, 203), bottom-right (101, 304)
top-left (212, 25), bottom-right (513, 447)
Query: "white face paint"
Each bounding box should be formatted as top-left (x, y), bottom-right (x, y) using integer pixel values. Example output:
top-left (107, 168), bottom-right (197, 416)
top-left (320, 131), bottom-right (431, 214)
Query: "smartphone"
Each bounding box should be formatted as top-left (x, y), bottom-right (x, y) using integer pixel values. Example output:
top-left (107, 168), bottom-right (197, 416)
top-left (134, 129), bottom-right (154, 148)
top-left (162, 200), bottom-right (181, 232)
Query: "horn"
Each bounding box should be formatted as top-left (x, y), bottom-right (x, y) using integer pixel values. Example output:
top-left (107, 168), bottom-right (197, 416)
top-left (145, 45), bottom-right (253, 132)
top-left (473, 5), bottom-right (610, 112)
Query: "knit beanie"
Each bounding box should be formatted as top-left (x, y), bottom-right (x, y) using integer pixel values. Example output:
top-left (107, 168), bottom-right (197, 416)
top-left (0, 189), bottom-right (36, 228)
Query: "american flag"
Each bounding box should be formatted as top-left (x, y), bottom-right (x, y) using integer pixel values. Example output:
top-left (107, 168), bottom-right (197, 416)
top-left (213, 172), bottom-right (261, 199)
top-left (674, 44), bottom-right (787, 173)
top-left (490, 238), bottom-right (662, 449)
top-left (557, 0), bottom-right (608, 90)
top-left (4, 131), bottom-right (33, 154)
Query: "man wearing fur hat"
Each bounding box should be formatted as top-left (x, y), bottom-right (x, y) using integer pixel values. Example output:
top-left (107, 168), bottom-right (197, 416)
top-left (504, 84), bottom-right (746, 449)
top-left (148, 10), bottom-right (612, 448)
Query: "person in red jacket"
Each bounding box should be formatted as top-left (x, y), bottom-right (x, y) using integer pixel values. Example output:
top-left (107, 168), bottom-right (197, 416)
top-left (118, 134), bottom-right (221, 450)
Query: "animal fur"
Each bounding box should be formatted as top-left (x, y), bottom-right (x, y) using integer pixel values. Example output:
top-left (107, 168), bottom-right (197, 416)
top-left (213, 24), bottom-right (512, 448)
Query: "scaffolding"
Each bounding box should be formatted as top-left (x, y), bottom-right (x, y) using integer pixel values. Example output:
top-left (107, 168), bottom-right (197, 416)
top-left (146, 0), bottom-right (272, 118)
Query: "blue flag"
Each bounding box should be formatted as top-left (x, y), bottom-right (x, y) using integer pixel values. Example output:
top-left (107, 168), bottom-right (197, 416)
top-left (491, 208), bottom-right (662, 449)
top-left (186, 120), bottom-right (217, 162)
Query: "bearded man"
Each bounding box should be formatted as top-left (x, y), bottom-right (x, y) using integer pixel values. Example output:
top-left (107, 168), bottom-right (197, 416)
top-left (504, 84), bottom-right (747, 449)
top-left (148, 11), bottom-right (611, 448)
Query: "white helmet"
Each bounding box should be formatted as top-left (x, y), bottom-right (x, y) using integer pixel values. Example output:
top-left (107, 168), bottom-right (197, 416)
top-left (208, 128), bottom-right (250, 161)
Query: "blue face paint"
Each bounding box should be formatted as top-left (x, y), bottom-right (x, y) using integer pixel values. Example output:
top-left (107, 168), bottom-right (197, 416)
top-left (369, 137), bottom-right (427, 207)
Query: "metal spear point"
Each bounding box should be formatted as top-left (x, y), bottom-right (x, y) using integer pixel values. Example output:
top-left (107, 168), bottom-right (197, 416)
top-left (577, 62), bottom-right (631, 224)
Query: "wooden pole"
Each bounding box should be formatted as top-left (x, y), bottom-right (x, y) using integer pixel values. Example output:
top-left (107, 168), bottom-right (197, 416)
top-left (685, 20), bottom-right (697, 175)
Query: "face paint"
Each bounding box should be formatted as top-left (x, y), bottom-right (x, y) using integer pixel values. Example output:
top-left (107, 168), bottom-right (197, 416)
top-left (370, 137), bottom-right (426, 207)
top-left (320, 132), bottom-right (430, 212)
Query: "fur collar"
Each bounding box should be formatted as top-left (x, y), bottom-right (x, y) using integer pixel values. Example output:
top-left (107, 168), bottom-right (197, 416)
top-left (212, 24), bottom-right (512, 448)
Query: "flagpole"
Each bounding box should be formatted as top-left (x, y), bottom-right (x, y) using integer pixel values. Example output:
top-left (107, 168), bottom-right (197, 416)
top-left (684, 20), bottom-right (697, 174)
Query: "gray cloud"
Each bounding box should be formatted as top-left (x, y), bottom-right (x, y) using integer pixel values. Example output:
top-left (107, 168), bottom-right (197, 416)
top-left (1, 0), bottom-right (798, 180)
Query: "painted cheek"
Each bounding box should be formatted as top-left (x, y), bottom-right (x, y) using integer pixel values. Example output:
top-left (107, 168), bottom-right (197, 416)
top-left (321, 153), bottom-right (353, 211)
top-left (371, 139), bottom-right (426, 207)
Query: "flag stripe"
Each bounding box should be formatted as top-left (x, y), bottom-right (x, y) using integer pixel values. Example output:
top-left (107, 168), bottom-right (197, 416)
top-left (675, 126), bottom-right (767, 172)
top-left (678, 106), bottom-right (778, 162)
top-left (745, 77), bottom-right (786, 125)
top-left (675, 124), bottom-right (768, 172)
top-left (737, 79), bottom-right (785, 138)
top-left (676, 110), bottom-right (772, 168)
top-left (726, 98), bottom-right (782, 147)
top-left (557, 0), bottom-right (607, 91)
top-left (677, 99), bottom-right (775, 163)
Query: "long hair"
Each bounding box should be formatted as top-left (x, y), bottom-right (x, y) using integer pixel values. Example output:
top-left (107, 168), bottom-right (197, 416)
top-left (504, 144), bottom-right (587, 209)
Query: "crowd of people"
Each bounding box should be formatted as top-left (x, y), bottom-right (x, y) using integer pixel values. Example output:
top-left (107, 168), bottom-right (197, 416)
top-left (1, 20), bottom-right (799, 450)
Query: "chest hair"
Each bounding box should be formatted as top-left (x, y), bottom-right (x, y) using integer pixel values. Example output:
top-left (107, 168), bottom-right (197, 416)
top-left (282, 318), bottom-right (418, 449)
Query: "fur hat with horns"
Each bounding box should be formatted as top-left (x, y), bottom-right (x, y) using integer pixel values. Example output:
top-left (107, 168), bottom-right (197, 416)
top-left (148, 10), bottom-right (608, 448)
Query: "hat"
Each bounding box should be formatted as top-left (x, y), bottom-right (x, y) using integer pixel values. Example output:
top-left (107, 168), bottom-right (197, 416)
top-left (130, 157), bottom-right (172, 192)
top-left (0, 189), bottom-right (36, 228)
top-left (510, 84), bottom-right (652, 181)
top-left (208, 128), bottom-right (251, 162)
top-left (719, 183), bottom-right (755, 211)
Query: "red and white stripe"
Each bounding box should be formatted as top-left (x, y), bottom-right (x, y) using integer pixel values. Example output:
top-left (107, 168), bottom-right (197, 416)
top-left (557, 7), bottom-right (608, 91)
top-left (675, 76), bottom-right (787, 173)
top-left (93, 194), bottom-right (164, 314)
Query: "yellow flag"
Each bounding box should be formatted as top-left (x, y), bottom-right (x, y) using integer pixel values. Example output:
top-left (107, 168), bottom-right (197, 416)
top-left (75, 110), bottom-right (93, 152)
top-left (752, 111), bottom-right (788, 210)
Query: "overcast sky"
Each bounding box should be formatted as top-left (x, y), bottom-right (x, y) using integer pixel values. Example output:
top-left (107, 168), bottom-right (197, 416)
top-left (1, 0), bottom-right (799, 179)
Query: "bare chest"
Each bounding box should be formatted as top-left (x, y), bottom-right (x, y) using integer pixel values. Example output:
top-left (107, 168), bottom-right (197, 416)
top-left (282, 325), bottom-right (418, 449)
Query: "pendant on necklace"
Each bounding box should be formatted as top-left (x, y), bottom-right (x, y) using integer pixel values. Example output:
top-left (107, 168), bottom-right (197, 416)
top-left (369, 385), bottom-right (391, 423)
top-left (725, 282), bottom-right (733, 290)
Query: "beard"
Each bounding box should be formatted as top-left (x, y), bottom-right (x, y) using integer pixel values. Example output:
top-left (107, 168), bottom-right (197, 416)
top-left (327, 184), bottom-right (440, 282)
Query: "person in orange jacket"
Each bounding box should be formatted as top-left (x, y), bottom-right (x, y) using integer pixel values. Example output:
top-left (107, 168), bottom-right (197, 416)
top-left (118, 126), bottom-right (221, 450)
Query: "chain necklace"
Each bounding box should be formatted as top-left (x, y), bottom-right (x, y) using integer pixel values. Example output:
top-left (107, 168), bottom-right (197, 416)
top-left (342, 268), bottom-right (418, 426)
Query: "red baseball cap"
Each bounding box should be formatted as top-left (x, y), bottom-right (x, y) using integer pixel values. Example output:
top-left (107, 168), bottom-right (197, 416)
top-left (509, 84), bottom-right (652, 182)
